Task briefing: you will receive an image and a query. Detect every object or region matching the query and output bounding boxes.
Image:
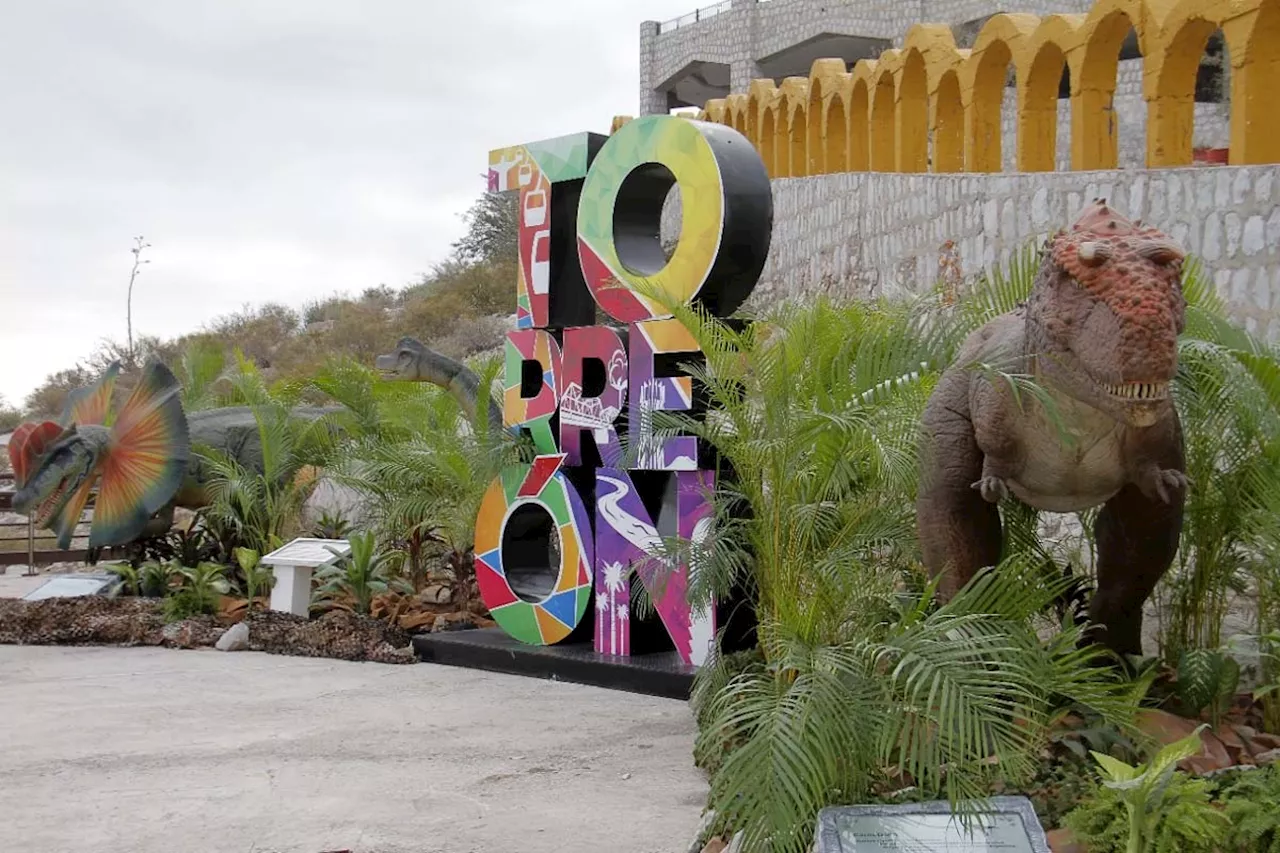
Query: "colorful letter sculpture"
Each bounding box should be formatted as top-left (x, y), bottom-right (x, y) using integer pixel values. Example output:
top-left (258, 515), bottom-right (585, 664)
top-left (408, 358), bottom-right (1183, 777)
top-left (476, 115), bottom-right (772, 667)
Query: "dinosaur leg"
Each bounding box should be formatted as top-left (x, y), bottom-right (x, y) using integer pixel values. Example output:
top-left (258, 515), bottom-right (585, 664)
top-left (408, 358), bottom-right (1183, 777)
top-left (1089, 418), bottom-right (1186, 657)
top-left (917, 373), bottom-right (1004, 601)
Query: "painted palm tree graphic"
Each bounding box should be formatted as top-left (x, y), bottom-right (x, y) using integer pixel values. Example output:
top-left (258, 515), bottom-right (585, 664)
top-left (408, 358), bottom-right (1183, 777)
top-left (599, 560), bottom-right (626, 654)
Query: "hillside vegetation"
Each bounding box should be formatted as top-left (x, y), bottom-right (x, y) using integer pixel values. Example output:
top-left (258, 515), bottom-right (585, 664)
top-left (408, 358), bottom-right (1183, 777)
top-left (10, 190), bottom-right (518, 423)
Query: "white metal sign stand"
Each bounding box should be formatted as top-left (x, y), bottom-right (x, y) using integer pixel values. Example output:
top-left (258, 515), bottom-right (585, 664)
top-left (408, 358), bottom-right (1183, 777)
top-left (260, 537), bottom-right (351, 617)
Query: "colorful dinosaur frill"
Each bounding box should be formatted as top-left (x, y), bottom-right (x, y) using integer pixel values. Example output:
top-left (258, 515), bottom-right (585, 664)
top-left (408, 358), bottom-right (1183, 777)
top-left (8, 361), bottom-right (191, 550)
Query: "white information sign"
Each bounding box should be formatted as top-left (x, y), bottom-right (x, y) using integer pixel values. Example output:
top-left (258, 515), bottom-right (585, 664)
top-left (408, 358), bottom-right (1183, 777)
top-left (260, 537), bottom-right (351, 617)
top-left (23, 574), bottom-right (119, 601)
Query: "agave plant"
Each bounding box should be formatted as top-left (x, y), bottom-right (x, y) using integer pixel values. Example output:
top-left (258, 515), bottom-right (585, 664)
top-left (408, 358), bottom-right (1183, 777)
top-left (313, 529), bottom-right (409, 615)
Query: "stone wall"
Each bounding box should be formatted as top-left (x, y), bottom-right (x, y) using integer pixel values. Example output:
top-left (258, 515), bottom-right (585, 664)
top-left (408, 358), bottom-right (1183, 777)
top-left (663, 166), bottom-right (1280, 339)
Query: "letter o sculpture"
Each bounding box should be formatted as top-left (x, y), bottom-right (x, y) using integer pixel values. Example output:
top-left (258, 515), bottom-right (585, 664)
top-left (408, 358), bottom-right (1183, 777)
top-left (576, 115), bottom-right (772, 322)
top-left (473, 461), bottom-right (594, 646)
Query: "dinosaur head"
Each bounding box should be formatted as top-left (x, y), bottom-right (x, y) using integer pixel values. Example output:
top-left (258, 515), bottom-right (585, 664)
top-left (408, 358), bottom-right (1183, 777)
top-left (376, 336), bottom-right (467, 386)
top-left (11, 424), bottom-right (111, 527)
top-left (376, 336), bottom-right (431, 380)
top-left (1026, 199), bottom-right (1187, 428)
top-left (8, 361), bottom-right (190, 550)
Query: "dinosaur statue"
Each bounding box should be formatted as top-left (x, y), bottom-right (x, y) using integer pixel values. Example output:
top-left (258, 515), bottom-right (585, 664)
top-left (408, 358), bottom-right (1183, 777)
top-left (916, 199), bottom-right (1189, 657)
top-left (8, 339), bottom-right (503, 550)
top-left (375, 336), bottom-right (505, 428)
top-left (10, 361), bottom-right (191, 550)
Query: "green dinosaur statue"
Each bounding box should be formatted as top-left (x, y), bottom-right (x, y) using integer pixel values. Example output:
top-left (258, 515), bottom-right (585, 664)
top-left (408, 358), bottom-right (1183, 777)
top-left (917, 199), bottom-right (1189, 657)
top-left (374, 335), bottom-right (505, 428)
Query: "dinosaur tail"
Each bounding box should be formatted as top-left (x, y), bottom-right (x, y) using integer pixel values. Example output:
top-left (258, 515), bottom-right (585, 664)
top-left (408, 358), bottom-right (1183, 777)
top-left (88, 362), bottom-right (190, 548)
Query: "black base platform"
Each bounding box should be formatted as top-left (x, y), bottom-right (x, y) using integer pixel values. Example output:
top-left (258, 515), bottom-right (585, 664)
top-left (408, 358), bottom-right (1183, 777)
top-left (412, 628), bottom-right (697, 700)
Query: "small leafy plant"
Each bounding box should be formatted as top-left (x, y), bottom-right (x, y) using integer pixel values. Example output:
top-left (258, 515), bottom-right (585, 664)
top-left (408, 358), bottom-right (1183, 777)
top-left (1175, 647), bottom-right (1241, 727)
top-left (313, 530), bottom-right (408, 616)
top-left (233, 547), bottom-right (275, 610)
top-left (1220, 764), bottom-right (1280, 852)
top-left (162, 561), bottom-right (232, 621)
top-left (1063, 725), bottom-right (1230, 853)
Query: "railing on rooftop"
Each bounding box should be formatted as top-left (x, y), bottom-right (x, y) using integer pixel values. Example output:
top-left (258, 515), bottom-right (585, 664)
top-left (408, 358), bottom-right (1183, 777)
top-left (657, 0), bottom-right (732, 34)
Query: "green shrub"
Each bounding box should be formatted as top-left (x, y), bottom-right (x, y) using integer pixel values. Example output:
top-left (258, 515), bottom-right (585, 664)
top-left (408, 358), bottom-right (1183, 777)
top-left (162, 562), bottom-right (231, 621)
top-left (1062, 726), bottom-right (1230, 853)
top-left (1220, 764), bottom-right (1280, 852)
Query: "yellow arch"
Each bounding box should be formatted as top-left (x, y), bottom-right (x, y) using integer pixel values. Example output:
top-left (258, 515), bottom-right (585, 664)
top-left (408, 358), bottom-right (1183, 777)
top-left (808, 58), bottom-right (850, 174)
top-left (897, 48), bottom-right (930, 171)
top-left (850, 62), bottom-right (875, 171)
top-left (704, 98), bottom-right (728, 125)
top-left (610, 116), bottom-right (633, 134)
top-left (963, 14), bottom-right (1039, 172)
top-left (933, 70), bottom-right (966, 170)
top-left (1069, 0), bottom-right (1163, 169)
top-left (1017, 15), bottom-right (1084, 170)
top-left (1220, 0), bottom-right (1280, 164)
top-left (725, 93), bottom-right (749, 136)
top-left (906, 26), bottom-right (969, 173)
top-left (778, 76), bottom-right (810, 177)
top-left (869, 53), bottom-right (899, 170)
top-left (746, 79), bottom-right (777, 157)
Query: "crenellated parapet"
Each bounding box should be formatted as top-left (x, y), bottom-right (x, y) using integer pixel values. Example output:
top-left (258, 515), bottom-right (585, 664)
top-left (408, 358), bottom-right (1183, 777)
top-left (622, 0), bottom-right (1280, 172)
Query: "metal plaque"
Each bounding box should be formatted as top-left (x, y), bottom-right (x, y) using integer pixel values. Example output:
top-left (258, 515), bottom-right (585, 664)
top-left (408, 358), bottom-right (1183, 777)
top-left (814, 797), bottom-right (1050, 853)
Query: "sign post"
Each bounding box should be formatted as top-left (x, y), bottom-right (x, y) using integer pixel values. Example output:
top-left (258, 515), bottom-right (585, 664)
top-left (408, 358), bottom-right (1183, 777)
top-left (261, 537), bottom-right (351, 618)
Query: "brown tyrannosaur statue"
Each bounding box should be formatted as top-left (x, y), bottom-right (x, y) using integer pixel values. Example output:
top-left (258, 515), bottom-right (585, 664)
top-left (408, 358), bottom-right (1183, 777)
top-left (917, 199), bottom-right (1189, 657)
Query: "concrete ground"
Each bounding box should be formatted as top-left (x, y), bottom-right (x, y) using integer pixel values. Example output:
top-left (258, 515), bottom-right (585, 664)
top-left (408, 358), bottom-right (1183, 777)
top-left (0, 646), bottom-right (708, 853)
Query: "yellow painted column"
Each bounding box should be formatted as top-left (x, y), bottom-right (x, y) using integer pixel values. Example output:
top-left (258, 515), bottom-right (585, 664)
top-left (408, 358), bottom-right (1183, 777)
top-left (1146, 93), bottom-right (1195, 167)
top-left (1071, 87), bottom-right (1119, 171)
top-left (932, 73), bottom-right (965, 172)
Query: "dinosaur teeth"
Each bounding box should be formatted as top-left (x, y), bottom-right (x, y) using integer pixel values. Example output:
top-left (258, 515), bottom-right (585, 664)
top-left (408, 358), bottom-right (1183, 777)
top-left (1107, 382), bottom-right (1170, 400)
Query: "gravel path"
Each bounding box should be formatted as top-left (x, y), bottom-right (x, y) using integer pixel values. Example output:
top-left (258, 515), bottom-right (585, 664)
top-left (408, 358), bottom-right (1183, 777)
top-left (0, 646), bottom-right (707, 853)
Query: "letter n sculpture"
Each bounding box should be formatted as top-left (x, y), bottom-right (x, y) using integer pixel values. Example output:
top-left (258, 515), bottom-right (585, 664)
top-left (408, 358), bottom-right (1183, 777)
top-left (474, 116), bottom-right (772, 668)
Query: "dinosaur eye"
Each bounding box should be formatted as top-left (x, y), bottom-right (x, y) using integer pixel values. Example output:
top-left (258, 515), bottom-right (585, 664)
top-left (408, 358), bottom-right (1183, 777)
top-left (1078, 241), bottom-right (1110, 267)
top-left (1137, 240), bottom-right (1184, 266)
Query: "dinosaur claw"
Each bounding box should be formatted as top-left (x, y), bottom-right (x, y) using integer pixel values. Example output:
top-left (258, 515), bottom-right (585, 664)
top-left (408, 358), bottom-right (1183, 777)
top-left (971, 475), bottom-right (1009, 504)
top-left (1138, 467), bottom-right (1188, 503)
top-left (1156, 469), bottom-right (1188, 503)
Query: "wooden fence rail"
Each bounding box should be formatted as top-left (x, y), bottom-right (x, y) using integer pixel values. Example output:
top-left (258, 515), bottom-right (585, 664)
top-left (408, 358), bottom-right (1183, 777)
top-left (0, 472), bottom-right (96, 569)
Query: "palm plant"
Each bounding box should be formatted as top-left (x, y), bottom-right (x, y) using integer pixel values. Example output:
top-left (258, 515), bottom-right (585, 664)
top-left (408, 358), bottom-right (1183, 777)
top-left (197, 359), bottom-right (338, 556)
top-left (327, 354), bottom-right (528, 593)
top-left (1153, 262), bottom-right (1280, 665)
top-left (172, 337), bottom-right (230, 411)
top-left (313, 529), bottom-right (409, 615)
top-left (627, 289), bottom-right (1143, 851)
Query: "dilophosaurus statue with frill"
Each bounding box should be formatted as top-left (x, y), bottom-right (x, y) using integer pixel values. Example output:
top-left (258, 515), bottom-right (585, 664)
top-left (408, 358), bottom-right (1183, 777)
top-left (6, 341), bottom-right (498, 554)
top-left (917, 199), bottom-right (1190, 658)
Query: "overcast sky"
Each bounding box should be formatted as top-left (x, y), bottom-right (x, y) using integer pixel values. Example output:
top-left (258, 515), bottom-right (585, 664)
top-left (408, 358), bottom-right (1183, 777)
top-left (0, 0), bottom-right (700, 407)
